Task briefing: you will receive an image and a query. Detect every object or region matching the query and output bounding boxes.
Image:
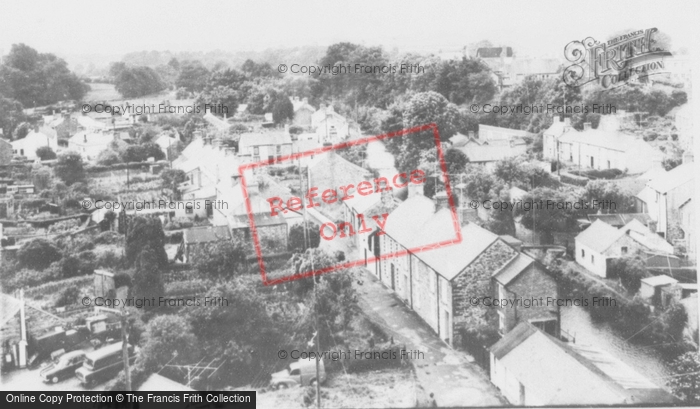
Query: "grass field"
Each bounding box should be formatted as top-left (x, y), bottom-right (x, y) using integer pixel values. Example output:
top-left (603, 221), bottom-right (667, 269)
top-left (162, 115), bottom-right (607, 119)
top-left (84, 82), bottom-right (122, 101)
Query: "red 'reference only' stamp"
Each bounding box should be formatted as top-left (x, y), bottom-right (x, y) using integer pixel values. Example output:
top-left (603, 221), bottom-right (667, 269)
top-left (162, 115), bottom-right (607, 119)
top-left (238, 123), bottom-right (460, 285)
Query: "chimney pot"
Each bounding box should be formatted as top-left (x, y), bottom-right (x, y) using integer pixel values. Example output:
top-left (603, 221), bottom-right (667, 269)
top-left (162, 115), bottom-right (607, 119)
top-left (435, 191), bottom-right (449, 211)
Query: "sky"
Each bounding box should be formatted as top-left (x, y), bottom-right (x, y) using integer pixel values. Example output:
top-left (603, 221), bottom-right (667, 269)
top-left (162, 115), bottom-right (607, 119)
top-left (0, 0), bottom-right (698, 64)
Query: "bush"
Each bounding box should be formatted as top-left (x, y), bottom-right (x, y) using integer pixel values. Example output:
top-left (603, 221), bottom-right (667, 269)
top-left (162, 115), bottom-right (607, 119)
top-left (96, 250), bottom-right (123, 269)
top-left (47, 218), bottom-right (81, 234)
top-left (114, 272), bottom-right (132, 288)
top-left (59, 253), bottom-right (95, 278)
top-left (52, 285), bottom-right (80, 308)
top-left (165, 280), bottom-right (209, 297)
top-left (94, 231), bottom-right (122, 245)
top-left (96, 149), bottom-right (122, 166)
top-left (5, 268), bottom-right (58, 290)
top-left (17, 239), bottom-right (62, 270)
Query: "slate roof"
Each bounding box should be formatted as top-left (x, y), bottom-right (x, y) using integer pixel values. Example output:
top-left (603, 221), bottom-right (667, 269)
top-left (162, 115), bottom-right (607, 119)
top-left (492, 252), bottom-right (534, 286)
top-left (449, 133), bottom-right (470, 148)
top-left (0, 293), bottom-right (22, 328)
top-left (491, 322), bottom-right (677, 405)
top-left (575, 219), bottom-right (626, 253)
top-left (558, 127), bottom-right (654, 154)
top-left (69, 131), bottom-right (114, 148)
top-left (239, 131), bottom-right (292, 150)
top-left (646, 162), bottom-right (694, 194)
top-left (382, 197), bottom-right (505, 281)
top-left (587, 213), bottom-right (652, 228)
top-left (203, 112), bottom-right (230, 131)
top-left (623, 219), bottom-right (674, 254)
top-left (641, 275), bottom-right (678, 287)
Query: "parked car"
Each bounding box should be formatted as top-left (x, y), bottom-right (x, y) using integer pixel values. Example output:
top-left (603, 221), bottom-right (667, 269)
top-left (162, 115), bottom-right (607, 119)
top-left (270, 360), bottom-right (326, 389)
top-left (40, 350), bottom-right (87, 383)
top-left (75, 342), bottom-right (136, 388)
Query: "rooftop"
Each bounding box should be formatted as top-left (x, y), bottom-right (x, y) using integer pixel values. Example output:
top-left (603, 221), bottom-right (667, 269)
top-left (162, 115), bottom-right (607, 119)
top-left (575, 219), bottom-right (626, 253)
top-left (239, 131), bottom-right (292, 150)
top-left (641, 275), bottom-right (679, 286)
top-left (491, 322), bottom-right (677, 405)
top-left (646, 162), bottom-right (694, 194)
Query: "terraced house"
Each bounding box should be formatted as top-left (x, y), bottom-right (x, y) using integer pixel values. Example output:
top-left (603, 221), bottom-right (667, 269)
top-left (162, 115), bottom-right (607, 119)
top-left (374, 189), bottom-right (560, 346)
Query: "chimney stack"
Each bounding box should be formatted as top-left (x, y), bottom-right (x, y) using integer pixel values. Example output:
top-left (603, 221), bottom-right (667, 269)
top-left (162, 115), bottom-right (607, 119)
top-left (435, 191), bottom-right (450, 211)
top-left (407, 183), bottom-right (423, 198)
top-left (468, 131), bottom-right (475, 139)
top-left (583, 122), bottom-right (592, 131)
top-left (682, 152), bottom-right (694, 164)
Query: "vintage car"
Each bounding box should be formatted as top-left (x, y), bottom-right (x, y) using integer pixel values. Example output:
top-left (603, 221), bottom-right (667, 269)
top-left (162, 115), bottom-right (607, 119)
top-left (270, 360), bottom-right (326, 389)
top-left (40, 350), bottom-right (87, 383)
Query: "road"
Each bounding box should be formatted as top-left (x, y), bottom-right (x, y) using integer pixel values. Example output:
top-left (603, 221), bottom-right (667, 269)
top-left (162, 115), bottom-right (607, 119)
top-left (354, 268), bottom-right (507, 407)
top-left (0, 363), bottom-right (107, 392)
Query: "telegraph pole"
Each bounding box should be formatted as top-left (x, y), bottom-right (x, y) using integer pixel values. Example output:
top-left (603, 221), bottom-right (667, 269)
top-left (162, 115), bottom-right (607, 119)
top-left (95, 307), bottom-right (131, 391)
top-left (121, 310), bottom-right (131, 391)
top-left (302, 164), bottom-right (321, 409)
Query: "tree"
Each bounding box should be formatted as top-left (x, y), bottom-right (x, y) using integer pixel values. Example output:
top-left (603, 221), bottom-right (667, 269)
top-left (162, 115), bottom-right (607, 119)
top-left (54, 151), bottom-right (85, 185)
top-left (196, 85), bottom-right (239, 118)
top-left (186, 280), bottom-right (281, 383)
top-left (668, 352), bottom-right (700, 403)
top-left (114, 66), bottom-right (166, 98)
top-left (31, 165), bottom-right (52, 191)
top-left (141, 142), bottom-right (165, 161)
top-left (0, 44), bottom-right (89, 107)
top-left (271, 95), bottom-right (294, 124)
top-left (444, 148), bottom-right (468, 175)
top-left (125, 216), bottom-right (168, 269)
top-left (288, 223), bottom-right (321, 253)
top-left (585, 180), bottom-right (635, 214)
top-left (17, 238), bottom-right (62, 270)
top-left (175, 61), bottom-right (210, 93)
top-left (35, 146), bottom-right (56, 161)
top-left (160, 169), bottom-right (187, 193)
top-left (485, 188), bottom-right (516, 236)
top-left (120, 145), bottom-right (147, 163)
top-left (96, 149), bottom-right (121, 166)
top-left (191, 239), bottom-right (247, 278)
top-left (140, 315), bottom-right (198, 371)
top-left (0, 96), bottom-right (25, 137)
top-left (387, 92), bottom-right (461, 174)
top-left (608, 257), bottom-right (646, 294)
top-left (132, 248), bottom-right (165, 302)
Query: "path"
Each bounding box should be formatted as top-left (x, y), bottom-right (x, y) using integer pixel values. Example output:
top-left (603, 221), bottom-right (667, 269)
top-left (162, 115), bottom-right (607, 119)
top-left (354, 268), bottom-right (507, 407)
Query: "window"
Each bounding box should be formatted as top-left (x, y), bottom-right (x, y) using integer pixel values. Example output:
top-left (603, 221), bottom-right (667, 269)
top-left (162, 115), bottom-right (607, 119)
top-left (621, 246), bottom-right (628, 255)
top-left (591, 255), bottom-right (595, 264)
top-left (276, 145), bottom-right (281, 154)
top-left (253, 146), bottom-right (259, 155)
top-left (185, 204), bottom-right (193, 214)
top-left (607, 160), bottom-right (611, 169)
top-left (581, 249), bottom-right (585, 258)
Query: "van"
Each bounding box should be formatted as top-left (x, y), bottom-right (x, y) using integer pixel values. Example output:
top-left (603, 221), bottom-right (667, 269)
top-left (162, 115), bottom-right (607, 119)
top-left (74, 342), bottom-right (136, 388)
top-left (270, 360), bottom-right (326, 389)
